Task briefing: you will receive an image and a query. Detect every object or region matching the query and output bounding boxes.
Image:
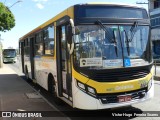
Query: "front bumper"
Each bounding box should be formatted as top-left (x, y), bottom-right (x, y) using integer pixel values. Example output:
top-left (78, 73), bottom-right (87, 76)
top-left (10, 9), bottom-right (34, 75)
top-left (73, 80), bottom-right (154, 110)
top-left (3, 58), bottom-right (16, 62)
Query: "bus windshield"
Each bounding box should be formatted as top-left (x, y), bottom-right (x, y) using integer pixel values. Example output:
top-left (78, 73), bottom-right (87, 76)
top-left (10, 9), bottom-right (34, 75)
top-left (3, 49), bottom-right (16, 58)
top-left (74, 25), bottom-right (150, 69)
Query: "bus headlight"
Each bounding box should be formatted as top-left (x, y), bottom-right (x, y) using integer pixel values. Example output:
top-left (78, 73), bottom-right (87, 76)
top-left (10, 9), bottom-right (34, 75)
top-left (148, 79), bottom-right (152, 91)
top-left (87, 86), bottom-right (96, 97)
top-left (76, 80), bottom-right (97, 97)
top-left (87, 86), bottom-right (96, 95)
top-left (77, 81), bottom-right (86, 90)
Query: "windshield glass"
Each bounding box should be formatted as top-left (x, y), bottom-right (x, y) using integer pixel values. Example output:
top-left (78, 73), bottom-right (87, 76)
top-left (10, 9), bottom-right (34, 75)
top-left (3, 49), bottom-right (16, 57)
top-left (74, 25), bottom-right (150, 69)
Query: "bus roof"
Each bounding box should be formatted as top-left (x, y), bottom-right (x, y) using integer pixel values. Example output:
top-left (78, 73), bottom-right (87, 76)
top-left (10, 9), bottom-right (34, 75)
top-left (19, 3), bottom-right (145, 41)
top-left (73, 3), bottom-right (145, 12)
top-left (85, 2), bottom-right (144, 9)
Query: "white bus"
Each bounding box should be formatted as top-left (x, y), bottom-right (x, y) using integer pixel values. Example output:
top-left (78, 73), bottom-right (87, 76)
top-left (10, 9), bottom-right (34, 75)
top-left (19, 3), bottom-right (154, 110)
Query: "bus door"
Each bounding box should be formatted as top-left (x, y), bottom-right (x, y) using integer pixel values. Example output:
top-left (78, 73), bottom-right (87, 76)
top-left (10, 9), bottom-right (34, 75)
top-left (56, 22), bottom-right (72, 101)
top-left (20, 42), bottom-right (25, 73)
top-left (30, 37), bottom-right (35, 79)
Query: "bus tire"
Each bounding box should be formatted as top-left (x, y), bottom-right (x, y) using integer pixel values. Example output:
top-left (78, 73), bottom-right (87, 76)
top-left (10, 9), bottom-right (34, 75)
top-left (48, 74), bottom-right (62, 105)
top-left (25, 66), bottom-right (30, 82)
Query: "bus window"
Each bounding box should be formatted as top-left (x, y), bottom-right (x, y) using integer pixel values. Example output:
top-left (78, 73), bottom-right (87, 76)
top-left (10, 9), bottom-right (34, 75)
top-left (35, 32), bottom-right (43, 55)
top-left (35, 44), bottom-right (43, 56)
top-left (45, 41), bottom-right (54, 55)
top-left (24, 47), bottom-right (30, 56)
top-left (44, 25), bottom-right (54, 55)
top-left (61, 26), bottom-right (66, 70)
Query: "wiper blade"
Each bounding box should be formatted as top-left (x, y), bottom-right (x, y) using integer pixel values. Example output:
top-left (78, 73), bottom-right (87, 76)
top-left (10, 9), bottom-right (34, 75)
top-left (95, 20), bottom-right (114, 43)
top-left (130, 21), bottom-right (138, 31)
top-left (95, 20), bottom-right (118, 57)
top-left (124, 30), bottom-right (130, 56)
top-left (130, 21), bottom-right (138, 41)
top-left (123, 21), bottom-right (138, 56)
top-left (112, 30), bottom-right (118, 57)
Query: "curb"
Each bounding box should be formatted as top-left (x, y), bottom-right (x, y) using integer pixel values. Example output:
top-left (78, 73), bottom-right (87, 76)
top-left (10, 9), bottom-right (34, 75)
top-left (154, 75), bottom-right (160, 81)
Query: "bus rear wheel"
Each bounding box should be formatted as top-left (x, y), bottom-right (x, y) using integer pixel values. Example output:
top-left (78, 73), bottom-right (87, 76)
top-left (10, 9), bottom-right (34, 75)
top-left (48, 75), bottom-right (62, 105)
top-left (48, 75), bottom-right (57, 96)
top-left (25, 66), bottom-right (30, 82)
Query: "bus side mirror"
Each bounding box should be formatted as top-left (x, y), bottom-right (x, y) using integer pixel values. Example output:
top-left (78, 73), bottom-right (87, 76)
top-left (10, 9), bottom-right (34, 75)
top-left (67, 26), bottom-right (73, 44)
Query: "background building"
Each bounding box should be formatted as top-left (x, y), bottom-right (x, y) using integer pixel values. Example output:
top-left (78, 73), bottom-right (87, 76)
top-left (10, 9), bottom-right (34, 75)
top-left (149, 0), bottom-right (160, 59)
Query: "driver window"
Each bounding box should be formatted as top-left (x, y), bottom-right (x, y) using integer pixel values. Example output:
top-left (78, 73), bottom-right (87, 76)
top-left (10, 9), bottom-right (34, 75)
top-left (61, 26), bottom-right (66, 70)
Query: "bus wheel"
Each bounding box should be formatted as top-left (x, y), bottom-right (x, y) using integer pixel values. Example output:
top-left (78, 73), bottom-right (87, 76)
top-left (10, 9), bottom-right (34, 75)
top-left (48, 75), bottom-right (57, 96)
top-left (48, 74), bottom-right (62, 105)
top-left (25, 66), bottom-right (30, 81)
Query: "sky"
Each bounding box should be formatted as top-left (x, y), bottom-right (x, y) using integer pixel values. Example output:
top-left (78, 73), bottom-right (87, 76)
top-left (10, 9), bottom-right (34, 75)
top-left (0, 0), bottom-right (148, 49)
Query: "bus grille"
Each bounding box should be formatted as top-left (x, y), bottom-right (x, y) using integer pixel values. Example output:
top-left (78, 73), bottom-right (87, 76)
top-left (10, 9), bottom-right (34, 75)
top-left (98, 88), bottom-right (147, 104)
top-left (92, 69), bottom-right (149, 82)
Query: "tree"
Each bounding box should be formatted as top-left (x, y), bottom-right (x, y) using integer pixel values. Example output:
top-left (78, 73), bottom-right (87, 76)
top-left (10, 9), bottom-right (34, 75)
top-left (0, 2), bottom-right (15, 32)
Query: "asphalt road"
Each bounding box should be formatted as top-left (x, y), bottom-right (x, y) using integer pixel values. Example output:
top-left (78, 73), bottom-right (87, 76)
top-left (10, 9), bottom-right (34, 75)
top-left (6, 62), bottom-right (160, 120)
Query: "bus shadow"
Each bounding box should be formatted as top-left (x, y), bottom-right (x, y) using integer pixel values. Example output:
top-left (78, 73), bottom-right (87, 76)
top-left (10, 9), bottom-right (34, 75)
top-left (3, 62), bottom-right (16, 64)
top-left (20, 75), bottom-right (143, 120)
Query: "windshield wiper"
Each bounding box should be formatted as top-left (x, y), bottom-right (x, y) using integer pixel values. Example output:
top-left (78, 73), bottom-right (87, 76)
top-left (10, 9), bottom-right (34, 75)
top-left (124, 30), bottom-right (130, 56)
top-left (130, 21), bottom-right (138, 41)
top-left (95, 20), bottom-right (114, 42)
top-left (95, 20), bottom-right (118, 57)
top-left (124, 21), bottom-right (138, 56)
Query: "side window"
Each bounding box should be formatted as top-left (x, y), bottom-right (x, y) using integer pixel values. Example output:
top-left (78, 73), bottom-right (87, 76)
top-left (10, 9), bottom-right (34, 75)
top-left (19, 42), bottom-right (21, 55)
top-left (23, 39), bottom-right (25, 47)
top-left (44, 25), bottom-right (54, 55)
top-left (35, 44), bottom-right (43, 56)
top-left (24, 38), bottom-right (30, 56)
top-left (35, 32), bottom-right (43, 56)
top-left (25, 38), bottom-right (29, 46)
top-left (24, 47), bottom-right (30, 56)
top-left (61, 26), bottom-right (66, 60)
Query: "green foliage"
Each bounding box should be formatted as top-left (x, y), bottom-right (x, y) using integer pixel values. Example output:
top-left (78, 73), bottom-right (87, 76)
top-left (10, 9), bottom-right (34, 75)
top-left (0, 2), bottom-right (15, 32)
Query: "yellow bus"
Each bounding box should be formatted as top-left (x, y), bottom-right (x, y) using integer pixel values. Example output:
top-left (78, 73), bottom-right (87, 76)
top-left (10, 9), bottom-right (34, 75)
top-left (19, 3), bottom-right (154, 110)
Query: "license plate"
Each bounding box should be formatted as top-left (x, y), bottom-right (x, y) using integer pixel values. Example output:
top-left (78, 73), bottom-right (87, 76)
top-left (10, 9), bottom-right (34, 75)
top-left (118, 95), bottom-right (132, 102)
